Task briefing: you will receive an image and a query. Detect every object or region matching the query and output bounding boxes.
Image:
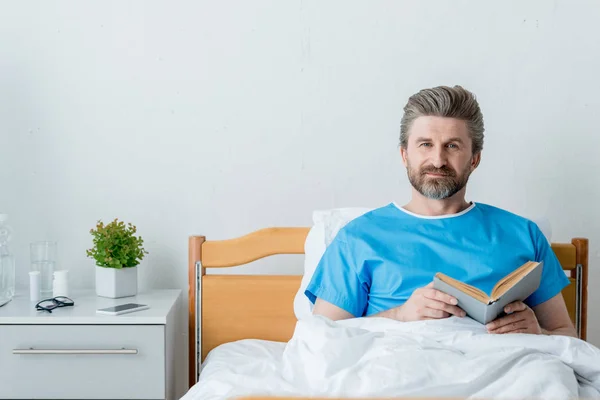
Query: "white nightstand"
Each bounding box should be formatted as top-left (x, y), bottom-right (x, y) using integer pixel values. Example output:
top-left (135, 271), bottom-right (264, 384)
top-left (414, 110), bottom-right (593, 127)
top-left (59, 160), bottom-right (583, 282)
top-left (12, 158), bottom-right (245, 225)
top-left (0, 289), bottom-right (182, 400)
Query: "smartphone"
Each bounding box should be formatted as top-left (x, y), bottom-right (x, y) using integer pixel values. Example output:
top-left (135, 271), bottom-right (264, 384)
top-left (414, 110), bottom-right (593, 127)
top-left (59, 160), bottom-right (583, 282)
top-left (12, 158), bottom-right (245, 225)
top-left (96, 303), bottom-right (150, 316)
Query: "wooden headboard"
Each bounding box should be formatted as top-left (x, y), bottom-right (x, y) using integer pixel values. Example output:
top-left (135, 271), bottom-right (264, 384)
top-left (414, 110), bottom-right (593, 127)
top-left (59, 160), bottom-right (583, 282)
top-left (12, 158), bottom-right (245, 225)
top-left (187, 228), bottom-right (589, 388)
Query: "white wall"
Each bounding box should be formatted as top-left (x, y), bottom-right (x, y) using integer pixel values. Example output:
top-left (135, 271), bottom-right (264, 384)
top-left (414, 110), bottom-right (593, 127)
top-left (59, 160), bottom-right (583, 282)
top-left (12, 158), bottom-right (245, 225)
top-left (1, 0), bottom-right (599, 395)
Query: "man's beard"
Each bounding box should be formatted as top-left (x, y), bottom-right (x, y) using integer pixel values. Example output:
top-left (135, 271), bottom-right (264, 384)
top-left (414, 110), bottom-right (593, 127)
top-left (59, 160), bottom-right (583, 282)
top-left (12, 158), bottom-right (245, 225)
top-left (407, 161), bottom-right (471, 200)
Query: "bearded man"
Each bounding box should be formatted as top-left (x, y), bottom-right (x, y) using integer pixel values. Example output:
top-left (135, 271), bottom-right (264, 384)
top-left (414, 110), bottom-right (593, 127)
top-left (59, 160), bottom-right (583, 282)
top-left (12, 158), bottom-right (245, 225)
top-left (305, 85), bottom-right (577, 337)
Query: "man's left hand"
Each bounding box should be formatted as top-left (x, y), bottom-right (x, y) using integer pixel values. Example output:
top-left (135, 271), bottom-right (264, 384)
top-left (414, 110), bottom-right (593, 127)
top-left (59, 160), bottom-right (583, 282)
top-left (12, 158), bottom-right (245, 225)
top-left (485, 301), bottom-right (542, 334)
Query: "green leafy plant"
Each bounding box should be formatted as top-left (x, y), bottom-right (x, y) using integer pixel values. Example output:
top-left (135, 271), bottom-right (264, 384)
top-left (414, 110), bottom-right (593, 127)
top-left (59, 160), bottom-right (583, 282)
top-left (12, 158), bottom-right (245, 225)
top-left (86, 218), bottom-right (148, 269)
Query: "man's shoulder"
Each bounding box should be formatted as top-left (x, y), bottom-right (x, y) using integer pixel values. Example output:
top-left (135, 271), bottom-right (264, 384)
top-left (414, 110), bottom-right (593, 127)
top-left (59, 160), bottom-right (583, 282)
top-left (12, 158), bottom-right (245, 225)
top-left (335, 203), bottom-right (400, 239)
top-left (475, 202), bottom-right (533, 222)
top-left (476, 202), bottom-right (525, 219)
top-left (474, 202), bottom-right (543, 236)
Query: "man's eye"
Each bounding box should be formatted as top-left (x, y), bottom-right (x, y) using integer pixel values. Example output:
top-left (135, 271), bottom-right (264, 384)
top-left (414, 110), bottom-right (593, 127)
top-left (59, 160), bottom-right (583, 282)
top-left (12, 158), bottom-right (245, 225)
top-left (419, 143), bottom-right (432, 147)
top-left (447, 143), bottom-right (459, 149)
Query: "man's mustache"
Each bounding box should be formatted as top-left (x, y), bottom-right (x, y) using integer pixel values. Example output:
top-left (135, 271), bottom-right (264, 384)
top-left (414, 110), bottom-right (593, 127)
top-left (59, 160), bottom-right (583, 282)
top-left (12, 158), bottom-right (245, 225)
top-left (420, 166), bottom-right (456, 177)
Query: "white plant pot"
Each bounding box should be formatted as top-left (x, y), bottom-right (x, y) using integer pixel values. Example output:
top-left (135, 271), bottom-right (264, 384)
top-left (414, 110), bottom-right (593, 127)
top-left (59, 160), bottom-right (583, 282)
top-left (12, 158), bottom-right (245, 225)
top-left (95, 266), bottom-right (138, 298)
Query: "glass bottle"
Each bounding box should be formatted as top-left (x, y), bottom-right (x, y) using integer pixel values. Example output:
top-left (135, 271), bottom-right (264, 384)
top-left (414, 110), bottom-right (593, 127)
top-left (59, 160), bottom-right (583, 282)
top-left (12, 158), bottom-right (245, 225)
top-left (0, 214), bottom-right (16, 307)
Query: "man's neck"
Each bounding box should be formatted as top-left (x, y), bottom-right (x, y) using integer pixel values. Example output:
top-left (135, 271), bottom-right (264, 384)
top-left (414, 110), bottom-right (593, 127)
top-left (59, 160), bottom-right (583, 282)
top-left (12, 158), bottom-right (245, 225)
top-left (401, 190), bottom-right (472, 217)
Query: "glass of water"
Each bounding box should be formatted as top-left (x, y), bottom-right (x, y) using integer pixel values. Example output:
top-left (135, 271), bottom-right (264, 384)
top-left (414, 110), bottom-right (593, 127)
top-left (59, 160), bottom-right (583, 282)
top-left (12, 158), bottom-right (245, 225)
top-left (30, 241), bottom-right (57, 298)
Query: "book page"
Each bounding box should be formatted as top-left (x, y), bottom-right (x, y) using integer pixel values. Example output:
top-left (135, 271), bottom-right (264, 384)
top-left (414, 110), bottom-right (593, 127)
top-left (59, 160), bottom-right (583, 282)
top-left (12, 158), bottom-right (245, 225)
top-left (491, 261), bottom-right (540, 300)
top-left (435, 273), bottom-right (490, 303)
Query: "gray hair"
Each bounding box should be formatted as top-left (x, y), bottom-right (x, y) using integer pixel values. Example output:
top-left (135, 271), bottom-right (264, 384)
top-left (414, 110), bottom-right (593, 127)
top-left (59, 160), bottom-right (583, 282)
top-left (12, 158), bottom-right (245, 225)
top-left (399, 85), bottom-right (484, 155)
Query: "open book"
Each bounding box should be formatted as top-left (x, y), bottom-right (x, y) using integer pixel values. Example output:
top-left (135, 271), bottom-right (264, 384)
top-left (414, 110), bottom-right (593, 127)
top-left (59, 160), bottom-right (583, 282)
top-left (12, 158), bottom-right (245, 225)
top-left (433, 261), bottom-right (543, 325)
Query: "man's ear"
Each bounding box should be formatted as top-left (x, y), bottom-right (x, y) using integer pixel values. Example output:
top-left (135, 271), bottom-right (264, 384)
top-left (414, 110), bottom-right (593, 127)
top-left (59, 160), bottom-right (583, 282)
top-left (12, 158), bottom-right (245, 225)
top-left (471, 152), bottom-right (481, 170)
top-left (400, 146), bottom-right (408, 168)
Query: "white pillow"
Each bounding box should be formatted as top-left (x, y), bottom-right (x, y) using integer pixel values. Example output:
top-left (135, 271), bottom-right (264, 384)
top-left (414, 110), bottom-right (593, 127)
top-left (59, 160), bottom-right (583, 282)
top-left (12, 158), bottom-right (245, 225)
top-left (293, 205), bottom-right (552, 320)
top-left (292, 223), bottom-right (323, 321)
top-left (293, 207), bottom-right (372, 320)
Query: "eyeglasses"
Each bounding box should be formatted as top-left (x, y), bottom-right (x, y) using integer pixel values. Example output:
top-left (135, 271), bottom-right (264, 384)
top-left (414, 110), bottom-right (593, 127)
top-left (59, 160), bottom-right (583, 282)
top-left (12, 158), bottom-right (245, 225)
top-left (35, 296), bottom-right (74, 313)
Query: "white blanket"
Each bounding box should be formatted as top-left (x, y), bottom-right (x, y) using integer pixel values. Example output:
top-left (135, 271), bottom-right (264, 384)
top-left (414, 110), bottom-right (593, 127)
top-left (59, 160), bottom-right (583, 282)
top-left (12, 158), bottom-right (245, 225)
top-left (183, 316), bottom-right (600, 400)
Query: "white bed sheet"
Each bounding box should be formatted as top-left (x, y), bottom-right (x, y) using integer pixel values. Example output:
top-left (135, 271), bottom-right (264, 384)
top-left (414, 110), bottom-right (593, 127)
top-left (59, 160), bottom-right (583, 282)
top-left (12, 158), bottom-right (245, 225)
top-left (182, 338), bottom-right (291, 400)
top-left (181, 316), bottom-right (600, 400)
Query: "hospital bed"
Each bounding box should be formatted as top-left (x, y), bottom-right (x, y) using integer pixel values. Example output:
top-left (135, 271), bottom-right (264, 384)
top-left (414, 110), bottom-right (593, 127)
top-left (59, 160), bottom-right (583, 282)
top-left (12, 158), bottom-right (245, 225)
top-left (185, 225), bottom-right (590, 399)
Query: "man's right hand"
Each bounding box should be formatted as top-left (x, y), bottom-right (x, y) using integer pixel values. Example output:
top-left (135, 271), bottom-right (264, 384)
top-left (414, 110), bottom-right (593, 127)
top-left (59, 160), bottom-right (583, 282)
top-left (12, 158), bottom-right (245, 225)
top-left (394, 282), bottom-right (466, 322)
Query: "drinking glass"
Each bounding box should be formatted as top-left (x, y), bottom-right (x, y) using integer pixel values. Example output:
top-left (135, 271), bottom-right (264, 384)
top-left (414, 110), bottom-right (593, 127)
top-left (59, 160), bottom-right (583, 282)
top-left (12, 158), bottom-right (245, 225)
top-left (30, 241), bottom-right (57, 298)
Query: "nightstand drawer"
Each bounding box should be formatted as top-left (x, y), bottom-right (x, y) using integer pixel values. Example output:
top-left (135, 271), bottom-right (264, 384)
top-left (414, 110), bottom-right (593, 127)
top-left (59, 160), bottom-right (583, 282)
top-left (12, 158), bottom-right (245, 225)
top-left (0, 324), bottom-right (165, 399)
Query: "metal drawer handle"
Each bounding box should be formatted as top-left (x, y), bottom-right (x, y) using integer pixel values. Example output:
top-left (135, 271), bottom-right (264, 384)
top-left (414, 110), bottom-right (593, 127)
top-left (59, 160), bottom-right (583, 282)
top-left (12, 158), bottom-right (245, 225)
top-left (13, 348), bottom-right (138, 355)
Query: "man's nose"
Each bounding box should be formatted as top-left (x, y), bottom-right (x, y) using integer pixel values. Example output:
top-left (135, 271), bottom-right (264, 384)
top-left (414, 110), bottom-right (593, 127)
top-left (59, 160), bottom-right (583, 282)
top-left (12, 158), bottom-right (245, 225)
top-left (430, 148), bottom-right (447, 168)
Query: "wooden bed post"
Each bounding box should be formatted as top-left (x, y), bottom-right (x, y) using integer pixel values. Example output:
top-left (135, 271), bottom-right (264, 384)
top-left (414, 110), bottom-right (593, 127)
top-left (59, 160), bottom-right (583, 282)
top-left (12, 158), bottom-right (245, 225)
top-left (572, 238), bottom-right (589, 341)
top-left (188, 235), bottom-right (205, 389)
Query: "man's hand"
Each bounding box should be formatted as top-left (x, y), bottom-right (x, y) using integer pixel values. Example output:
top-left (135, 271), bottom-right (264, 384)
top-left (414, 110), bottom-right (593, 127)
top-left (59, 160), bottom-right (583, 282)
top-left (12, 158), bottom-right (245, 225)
top-left (486, 301), bottom-right (542, 334)
top-left (392, 282), bottom-right (466, 322)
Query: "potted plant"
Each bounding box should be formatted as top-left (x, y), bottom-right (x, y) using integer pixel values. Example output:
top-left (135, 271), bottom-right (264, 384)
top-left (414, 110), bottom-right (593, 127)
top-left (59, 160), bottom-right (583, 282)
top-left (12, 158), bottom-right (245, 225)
top-left (86, 219), bottom-right (148, 298)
